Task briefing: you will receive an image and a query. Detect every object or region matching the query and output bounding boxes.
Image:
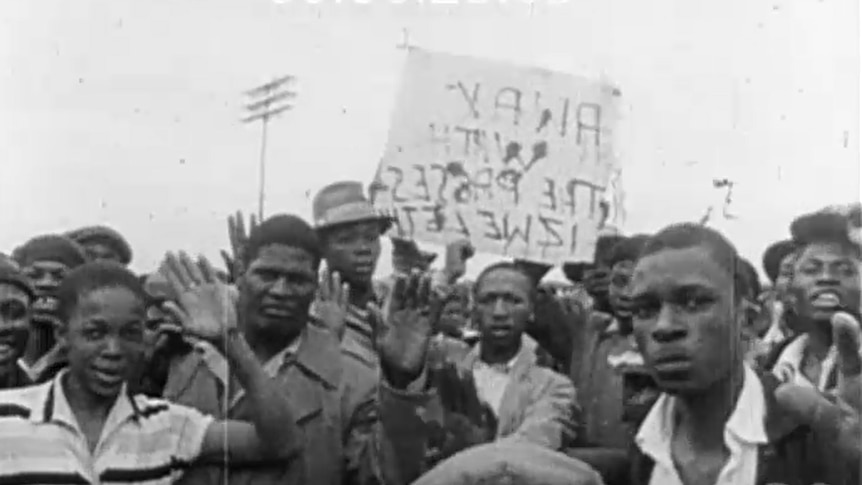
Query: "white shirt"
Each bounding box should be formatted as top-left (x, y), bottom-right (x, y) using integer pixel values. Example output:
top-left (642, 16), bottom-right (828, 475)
top-left (635, 364), bottom-right (768, 485)
top-left (772, 334), bottom-right (846, 391)
top-left (472, 347), bottom-right (522, 416)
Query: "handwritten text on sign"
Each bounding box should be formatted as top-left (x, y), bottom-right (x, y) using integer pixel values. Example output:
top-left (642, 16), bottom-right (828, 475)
top-left (370, 49), bottom-right (621, 263)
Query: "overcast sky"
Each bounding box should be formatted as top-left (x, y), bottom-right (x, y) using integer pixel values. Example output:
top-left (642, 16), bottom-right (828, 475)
top-left (0, 0), bottom-right (858, 280)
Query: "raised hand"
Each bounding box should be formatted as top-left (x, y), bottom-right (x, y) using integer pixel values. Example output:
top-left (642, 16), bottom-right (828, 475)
top-left (315, 263), bottom-right (350, 338)
top-left (775, 311), bottom-right (861, 460)
top-left (220, 211), bottom-right (258, 282)
top-left (163, 251), bottom-right (238, 343)
top-left (426, 362), bottom-right (497, 464)
top-left (371, 272), bottom-right (434, 387)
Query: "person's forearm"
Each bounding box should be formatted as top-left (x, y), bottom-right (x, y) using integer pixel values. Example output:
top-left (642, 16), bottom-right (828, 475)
top-left (221, 330), bottom-right (298, 457)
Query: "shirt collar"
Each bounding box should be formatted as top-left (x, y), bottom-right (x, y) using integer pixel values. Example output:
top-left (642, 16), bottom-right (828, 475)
top-left (636, 364), bottom-right (768, 463)
top-left (773, 334), bottom-right (848, 390)
top-left (32, 369), bottom-right (141, 428)
top-left (469, 334), bottom-right (538, 372)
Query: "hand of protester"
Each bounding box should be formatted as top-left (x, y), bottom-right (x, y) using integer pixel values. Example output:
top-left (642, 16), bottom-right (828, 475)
top-left (426, 361), bottom-right (498, 464)
top-left (220, 211), bottom-right (257, 282)
top-left (370, 272), bottom-right (434, 388)
top-left (774, 311), bottom-right (862, 461)
top-left (443, 239), bottom-right (474, 283)
top-left (163, 251), bottom-right (238, 343)
top-left (315, 264), bottom-right (350, 338)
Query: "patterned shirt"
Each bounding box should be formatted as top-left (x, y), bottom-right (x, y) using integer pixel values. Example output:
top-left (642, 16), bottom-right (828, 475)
top-left (0, 369), bottom-right (213, 484)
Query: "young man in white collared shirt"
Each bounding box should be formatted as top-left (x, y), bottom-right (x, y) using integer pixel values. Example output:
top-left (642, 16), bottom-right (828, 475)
top-left (628, 223), bottom-right (859, 485)
top-left (0, 260), bottom-right (300, 484)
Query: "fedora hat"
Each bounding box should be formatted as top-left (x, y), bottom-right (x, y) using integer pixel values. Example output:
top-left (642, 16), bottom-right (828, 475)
top-left (312, 181), bottom-right (393, 233)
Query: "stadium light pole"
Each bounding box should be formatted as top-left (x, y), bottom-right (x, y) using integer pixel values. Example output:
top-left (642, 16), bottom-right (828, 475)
top-left (242, 75), bottom-right (297, 221)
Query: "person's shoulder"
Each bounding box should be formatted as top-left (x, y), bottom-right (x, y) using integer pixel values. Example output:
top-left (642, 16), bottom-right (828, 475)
top-left (0, 382), bottom-right (50, 421)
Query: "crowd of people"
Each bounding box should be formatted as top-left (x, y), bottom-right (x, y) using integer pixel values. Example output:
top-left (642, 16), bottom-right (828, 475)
top-left (0, 178), bottom-right (859, 485)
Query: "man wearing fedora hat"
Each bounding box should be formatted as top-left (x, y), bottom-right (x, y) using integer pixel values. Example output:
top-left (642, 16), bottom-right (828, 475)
top-left (312, 181), bottom-right (395, 364)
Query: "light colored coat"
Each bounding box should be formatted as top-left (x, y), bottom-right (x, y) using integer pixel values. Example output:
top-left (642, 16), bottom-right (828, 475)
top-left (459, 335), bottom-right (578, 450)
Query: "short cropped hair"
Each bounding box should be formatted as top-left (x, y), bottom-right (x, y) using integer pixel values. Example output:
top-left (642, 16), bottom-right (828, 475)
top-left (474, 261), bottom-right (536, 305)
top-left (56, 261), bottom-right (147, 324)
top-left (640, 223), bottom-right (750, 297)
top-left (244, 214), bottom-right (322, 269)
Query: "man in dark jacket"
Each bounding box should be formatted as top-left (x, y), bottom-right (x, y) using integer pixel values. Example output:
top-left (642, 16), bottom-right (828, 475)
top-left (628, 222), bottom-right (859, 485)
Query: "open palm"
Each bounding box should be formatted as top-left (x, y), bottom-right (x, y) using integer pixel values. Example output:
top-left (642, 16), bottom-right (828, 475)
top-left (163, 251), bottom-right (238, 342)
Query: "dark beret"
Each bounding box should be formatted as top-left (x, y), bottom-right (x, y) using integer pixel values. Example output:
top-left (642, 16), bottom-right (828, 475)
top-left (14, 235), bottom-right (88, 269)
top-left (761, 239), bottom-right (796, 283)
top-left (790, 210), bottom-right (856, 248)
top-left (66, 225), bottom-right (133, 265)
top-left (245, 214), bottom-right (322, 266)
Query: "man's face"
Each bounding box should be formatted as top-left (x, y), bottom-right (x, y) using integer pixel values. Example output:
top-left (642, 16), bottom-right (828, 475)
top-left (22, 260), bottom-right (70, 324)
top-left (474, 268), bottom-right (532, 352)
top-left (790, 242), bottom-right (861, 324)
top-left (608, 260), bottom-right (635, 319)
top-left (0, 284), bottom-right (31, 368)
top-left (82, 242), bottom-right (122, 265)
top-left (238, 244), bottom-right (318, 341)
top-left (322, 221), bottom-right (381, 287)
top-left (62, 286), bottom-right (146, 400)
top-left (630, 246), bottom-right (740, 395)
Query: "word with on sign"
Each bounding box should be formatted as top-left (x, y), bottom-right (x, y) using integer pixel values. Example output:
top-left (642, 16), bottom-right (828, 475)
top-left (370, 48), bottom-right (622, 263)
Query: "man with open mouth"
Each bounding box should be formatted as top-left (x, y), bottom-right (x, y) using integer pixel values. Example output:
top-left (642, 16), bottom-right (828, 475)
top-left (13, 234), bottom-right (88, 382)
top-left (0, 259), bottom-right (35, 389)
top-left (767, 209), bottom-right (861, 392)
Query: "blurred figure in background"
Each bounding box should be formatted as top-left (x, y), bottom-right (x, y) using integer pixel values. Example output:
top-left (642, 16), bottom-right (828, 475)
top-left (12, 234), bottom-right (87, 382)
top-left (66, 225), bottom-right (133, 266)
top-left (760, 239), bottom-right (799, 348)
top-left (0, 259), bottom-right (35, 389)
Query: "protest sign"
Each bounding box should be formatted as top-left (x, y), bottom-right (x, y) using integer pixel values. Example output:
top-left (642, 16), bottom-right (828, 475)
top-left (370, 49), bottom-right (623, 263)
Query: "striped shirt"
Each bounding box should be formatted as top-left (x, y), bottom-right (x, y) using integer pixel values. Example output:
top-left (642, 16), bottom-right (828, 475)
top-left (0, 369), bottom-right (213, 484)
